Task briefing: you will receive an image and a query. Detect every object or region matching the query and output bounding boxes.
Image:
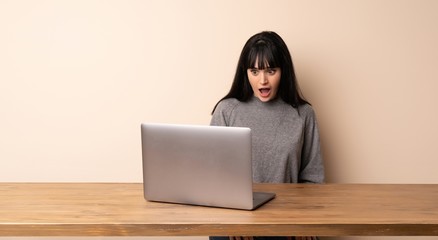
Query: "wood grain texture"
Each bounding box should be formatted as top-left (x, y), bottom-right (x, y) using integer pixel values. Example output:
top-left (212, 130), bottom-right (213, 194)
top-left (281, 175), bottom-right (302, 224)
top-left (1, 183), bottom-right (437, 236)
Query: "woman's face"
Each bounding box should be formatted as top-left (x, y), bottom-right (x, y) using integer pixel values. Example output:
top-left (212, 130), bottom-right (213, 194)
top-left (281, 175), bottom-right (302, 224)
top-left (247, 59), bottom-right (281, 102)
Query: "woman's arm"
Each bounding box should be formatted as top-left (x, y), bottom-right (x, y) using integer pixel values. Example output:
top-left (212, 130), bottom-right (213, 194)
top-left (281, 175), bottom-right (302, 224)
top-left (299, 106), bottom-right (325, 183)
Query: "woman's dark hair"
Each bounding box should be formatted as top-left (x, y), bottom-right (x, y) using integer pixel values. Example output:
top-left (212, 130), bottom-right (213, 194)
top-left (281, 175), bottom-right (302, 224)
top-left (212, 31), bottom-right (308, 114)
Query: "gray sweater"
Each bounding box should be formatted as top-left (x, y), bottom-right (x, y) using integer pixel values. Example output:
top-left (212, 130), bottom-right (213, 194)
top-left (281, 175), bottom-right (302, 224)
top-left (210, 97), bottom-right (324, 183)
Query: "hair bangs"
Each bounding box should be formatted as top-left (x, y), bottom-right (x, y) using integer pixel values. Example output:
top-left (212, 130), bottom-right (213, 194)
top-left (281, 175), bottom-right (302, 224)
top-left (246, 41), bottom-right (281, 69)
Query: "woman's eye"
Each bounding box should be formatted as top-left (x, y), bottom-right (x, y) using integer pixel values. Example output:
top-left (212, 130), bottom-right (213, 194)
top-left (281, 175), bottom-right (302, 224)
top-left (250, 69), bottom-right (259, 75)
top-left (267, 69), bottom-right (276, 74)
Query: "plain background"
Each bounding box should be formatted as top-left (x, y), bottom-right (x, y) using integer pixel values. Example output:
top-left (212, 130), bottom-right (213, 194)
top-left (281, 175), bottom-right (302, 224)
top-left (1, 0), bottom-right (437, 240)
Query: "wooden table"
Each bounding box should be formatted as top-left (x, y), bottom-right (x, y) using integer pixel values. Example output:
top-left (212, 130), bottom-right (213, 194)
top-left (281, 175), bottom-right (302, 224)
top-left (1, 183), bottom-right (437, 236)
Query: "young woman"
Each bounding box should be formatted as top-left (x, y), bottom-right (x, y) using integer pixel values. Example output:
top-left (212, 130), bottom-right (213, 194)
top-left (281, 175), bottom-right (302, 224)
top-left (210, 31), bottom-right (324, 240)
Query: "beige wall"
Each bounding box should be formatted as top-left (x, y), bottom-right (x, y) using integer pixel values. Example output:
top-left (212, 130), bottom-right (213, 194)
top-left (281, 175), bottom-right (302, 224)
top-left (1, 1), bottom-right (438, 239)
top-left (3, 0), bottom-right (438, 183)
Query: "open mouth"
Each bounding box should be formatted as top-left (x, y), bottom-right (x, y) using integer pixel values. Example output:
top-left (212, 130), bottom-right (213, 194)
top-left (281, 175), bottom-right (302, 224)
top-left (259, 88), bottom-right (271, 97)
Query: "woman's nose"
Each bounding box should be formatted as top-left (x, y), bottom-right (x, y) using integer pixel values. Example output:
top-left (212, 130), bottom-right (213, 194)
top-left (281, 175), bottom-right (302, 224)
top-left (259, 72), bottom-right (268, 84)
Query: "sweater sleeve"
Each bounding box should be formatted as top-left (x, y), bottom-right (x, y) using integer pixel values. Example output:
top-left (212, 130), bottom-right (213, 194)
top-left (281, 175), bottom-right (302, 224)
top-left (298, 106), bottom-right (325, 183)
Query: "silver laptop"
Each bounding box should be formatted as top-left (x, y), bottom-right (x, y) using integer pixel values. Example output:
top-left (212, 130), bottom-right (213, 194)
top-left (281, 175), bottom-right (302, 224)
top-left (141, 123), bottom-right (275, 210)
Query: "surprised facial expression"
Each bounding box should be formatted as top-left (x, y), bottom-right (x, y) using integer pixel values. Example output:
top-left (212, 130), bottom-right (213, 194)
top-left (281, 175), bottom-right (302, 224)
top-left (247, 60), bottom-right (281, 102)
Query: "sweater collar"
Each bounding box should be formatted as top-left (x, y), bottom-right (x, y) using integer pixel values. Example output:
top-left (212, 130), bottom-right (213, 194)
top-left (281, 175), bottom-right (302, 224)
top-left (249, 95), bottom-right (283, 106)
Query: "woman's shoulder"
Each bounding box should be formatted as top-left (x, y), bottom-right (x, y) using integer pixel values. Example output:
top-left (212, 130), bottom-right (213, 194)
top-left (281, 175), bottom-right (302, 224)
top-left (215, 98), bottom-right (240, 112)
top-left (211, 98), bottom-right (241, 126)
top-left (297, 103), bottom-right (317, 119)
